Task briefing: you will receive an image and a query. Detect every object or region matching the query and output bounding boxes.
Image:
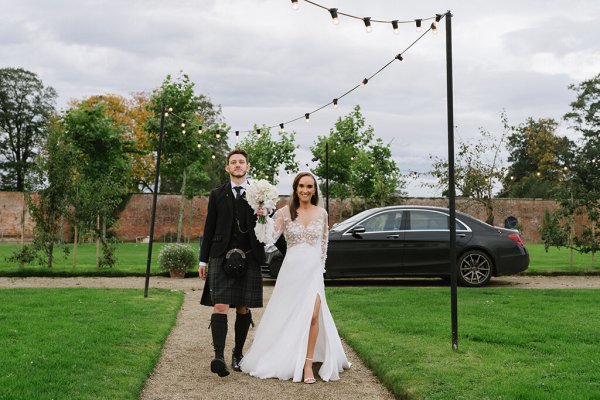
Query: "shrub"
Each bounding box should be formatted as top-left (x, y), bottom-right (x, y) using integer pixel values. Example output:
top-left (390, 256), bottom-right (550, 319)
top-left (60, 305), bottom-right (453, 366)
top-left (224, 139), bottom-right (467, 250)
top-left (158, 243), bottom-right (197, 274)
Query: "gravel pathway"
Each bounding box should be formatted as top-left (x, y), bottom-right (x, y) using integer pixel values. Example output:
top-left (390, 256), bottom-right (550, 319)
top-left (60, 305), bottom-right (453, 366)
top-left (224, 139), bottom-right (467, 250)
top-left (2, 275), bottom-right (599, 400)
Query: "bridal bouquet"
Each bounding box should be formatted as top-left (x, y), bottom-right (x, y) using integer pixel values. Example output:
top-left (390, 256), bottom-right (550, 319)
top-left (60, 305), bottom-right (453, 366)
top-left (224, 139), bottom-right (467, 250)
top-left (245, 179), bottom-right (279, 244)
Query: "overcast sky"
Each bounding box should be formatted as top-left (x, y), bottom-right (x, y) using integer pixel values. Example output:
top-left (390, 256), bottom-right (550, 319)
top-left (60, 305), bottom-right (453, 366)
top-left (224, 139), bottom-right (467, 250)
top-left (3, 0), bottom-right (599, 196)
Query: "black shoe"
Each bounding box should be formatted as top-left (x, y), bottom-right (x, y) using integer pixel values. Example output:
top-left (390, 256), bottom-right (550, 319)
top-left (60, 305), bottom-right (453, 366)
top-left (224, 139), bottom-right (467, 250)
top-left (210, 357), bottom-right (230, 377)
top-left (232, 353), bottom-right (243, 372)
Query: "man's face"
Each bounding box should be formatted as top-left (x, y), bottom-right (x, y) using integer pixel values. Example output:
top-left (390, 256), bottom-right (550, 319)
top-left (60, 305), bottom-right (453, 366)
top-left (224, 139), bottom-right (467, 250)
top-left (225, 154), bottom-right (250, 178)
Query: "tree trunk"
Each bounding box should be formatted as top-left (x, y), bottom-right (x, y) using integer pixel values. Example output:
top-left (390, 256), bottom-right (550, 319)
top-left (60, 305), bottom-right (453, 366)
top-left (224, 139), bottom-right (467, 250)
top-left (73, 224), bottom-right (78, 270)
top-left (187, 197), bottom-right (193, 243)
top-left (96, 214), bottom-right (100, 268)
top-left (176, 169), bottom-right (187, 243)
top-left (20, 193), bottom-right (26, 249)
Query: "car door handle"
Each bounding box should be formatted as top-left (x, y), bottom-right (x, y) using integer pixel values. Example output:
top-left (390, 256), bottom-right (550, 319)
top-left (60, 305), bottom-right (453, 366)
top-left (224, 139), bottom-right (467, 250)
top-left (457, 233), bottom-right (466, 237)
top-left (386, 234), bottom-right (400, 239)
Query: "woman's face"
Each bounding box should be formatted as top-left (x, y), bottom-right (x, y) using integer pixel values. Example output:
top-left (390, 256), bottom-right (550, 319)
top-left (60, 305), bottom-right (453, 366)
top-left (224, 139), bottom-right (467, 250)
top-left (296, 175), bottom-right (316, 204)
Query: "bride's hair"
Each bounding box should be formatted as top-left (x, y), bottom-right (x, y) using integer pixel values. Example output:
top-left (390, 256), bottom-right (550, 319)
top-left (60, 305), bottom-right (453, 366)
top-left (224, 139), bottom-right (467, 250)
top-left (289, 172), bottom-right (319, 221)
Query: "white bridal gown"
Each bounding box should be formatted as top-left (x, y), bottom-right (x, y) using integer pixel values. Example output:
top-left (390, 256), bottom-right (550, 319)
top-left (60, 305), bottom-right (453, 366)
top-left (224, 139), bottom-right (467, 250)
top-left (240, 205), bottom-right (351, 382)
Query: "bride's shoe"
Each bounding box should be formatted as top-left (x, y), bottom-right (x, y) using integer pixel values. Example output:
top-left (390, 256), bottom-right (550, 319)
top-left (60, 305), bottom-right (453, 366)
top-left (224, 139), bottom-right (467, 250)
top-left (303, 358), bottom-right (316, 384)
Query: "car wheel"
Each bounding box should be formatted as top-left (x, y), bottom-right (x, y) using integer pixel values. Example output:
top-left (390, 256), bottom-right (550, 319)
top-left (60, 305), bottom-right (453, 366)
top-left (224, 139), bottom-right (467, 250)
top-left (457, 250), bottom-right (493, 287)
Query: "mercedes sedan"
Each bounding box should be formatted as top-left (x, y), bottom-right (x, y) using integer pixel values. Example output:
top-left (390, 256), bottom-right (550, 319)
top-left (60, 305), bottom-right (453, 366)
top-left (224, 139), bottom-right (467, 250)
top-left (262, 205), bottom-right (529, 287)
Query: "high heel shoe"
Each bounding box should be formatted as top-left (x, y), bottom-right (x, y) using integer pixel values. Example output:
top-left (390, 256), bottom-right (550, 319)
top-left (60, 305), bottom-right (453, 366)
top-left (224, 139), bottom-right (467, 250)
top-left (303, 358), bottom-right (316, 384)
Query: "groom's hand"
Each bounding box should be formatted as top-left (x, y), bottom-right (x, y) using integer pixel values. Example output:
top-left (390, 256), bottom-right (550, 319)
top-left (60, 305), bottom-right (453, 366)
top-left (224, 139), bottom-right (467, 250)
top-left (199, 265), bottom-right (207, 280)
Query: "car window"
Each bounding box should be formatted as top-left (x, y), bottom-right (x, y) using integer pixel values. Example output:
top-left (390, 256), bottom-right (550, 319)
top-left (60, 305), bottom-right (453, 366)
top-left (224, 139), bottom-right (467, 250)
top-left (332, 208), bottom-right (377, 232)
top-left (408, 210), bottom-right (468, 231)
top-left (361, 211), bottom-right (402, 233)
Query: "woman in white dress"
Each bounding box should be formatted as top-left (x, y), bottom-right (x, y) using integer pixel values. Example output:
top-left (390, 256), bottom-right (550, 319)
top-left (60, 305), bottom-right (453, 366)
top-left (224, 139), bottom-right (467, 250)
top-left (240, 172), bottom-right (350, 383)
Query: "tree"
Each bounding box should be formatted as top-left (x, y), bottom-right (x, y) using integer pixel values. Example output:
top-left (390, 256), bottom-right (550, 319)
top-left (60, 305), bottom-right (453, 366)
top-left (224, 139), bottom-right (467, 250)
top-left (0, 67), bottom-right (57, 191)
top-left (147, 72), bottom-right (230, 242)
top-left (63, 100), bottom-right (131, 267)
top-left (501, 117), bottom-right (575, 199)
top-left (23, 118), bottom-right (76, 267)
top-left (424, 117), bottom-right (508, 225)
top-left (80, 93), bottom-right (154, 192)
top-left (238, 125), bottom-right (299, 184)
top-left (558, 73), bottom-right (600, 264)
top-left (311, 105), bottom-right (404, 211)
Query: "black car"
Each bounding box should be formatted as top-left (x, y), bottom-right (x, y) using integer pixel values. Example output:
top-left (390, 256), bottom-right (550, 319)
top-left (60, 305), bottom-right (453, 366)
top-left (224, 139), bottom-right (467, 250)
top-left (262, 205), bottom-right (529, 287)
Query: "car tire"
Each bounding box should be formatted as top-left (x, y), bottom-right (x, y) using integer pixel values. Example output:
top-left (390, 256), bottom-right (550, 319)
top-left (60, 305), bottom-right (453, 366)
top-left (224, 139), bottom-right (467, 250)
top-left (457, 250), bottom-right (493, 287)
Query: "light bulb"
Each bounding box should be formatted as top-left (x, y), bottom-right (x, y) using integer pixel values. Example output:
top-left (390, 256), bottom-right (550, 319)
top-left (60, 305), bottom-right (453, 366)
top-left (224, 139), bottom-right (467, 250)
top-left (197, 143), bottom-right (201, 148)
top-left (182, 129), bottom-right (186, 134)
top-left (212, 154), bottom-right (216, 159)
top-left (415, 19), bottom-right (422, 32)
top-left (305, 113), bottom-right (310, 123)
top-left (198, 126), bottom-right (203, 134)
top-left (363, 17), bottom-right (372, 33)
top-left (279, 123), bottom-right (285, 133)
top-left (431, 22), bottom-right (438, 33)
top-left (333, 98), bottom-right (338, 109)
top-left (329, 8), bottom-right (339, 25)
top-left (235, 131), bottom-right (240, 137)
top-left (392, 20), bottom-right (399, 34)
top-left (181, 122), bottom-right (185, 128)
top-left (396, 54), bottom-right (404, 62)
top-left (256, 128), bottom-right (261, 135)
top-left (291, 0), bottom-right (298, 10)
top-left (168, 107), bottom-right (173, 112)
top-left (361, 78), bottom-right (368, 87)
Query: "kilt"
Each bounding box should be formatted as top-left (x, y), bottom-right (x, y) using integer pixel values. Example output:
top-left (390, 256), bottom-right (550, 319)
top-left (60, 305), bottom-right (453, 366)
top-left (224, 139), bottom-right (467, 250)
top-left (200, 254), bottom-right (263, 308)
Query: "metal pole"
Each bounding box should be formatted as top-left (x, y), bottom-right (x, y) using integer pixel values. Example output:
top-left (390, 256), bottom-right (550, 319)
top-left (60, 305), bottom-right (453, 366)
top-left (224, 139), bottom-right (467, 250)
top-left (445, 11), bottom-right (458, 350)
top-left (325, 141), bottom-right (329, 216)
top-left (144, 105), bottom-right (166, 298)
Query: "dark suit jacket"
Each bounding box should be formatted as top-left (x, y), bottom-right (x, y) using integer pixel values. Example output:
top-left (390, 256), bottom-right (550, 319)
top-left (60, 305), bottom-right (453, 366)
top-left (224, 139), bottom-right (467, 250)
top-left (200, 182), bottom-right (265, 265)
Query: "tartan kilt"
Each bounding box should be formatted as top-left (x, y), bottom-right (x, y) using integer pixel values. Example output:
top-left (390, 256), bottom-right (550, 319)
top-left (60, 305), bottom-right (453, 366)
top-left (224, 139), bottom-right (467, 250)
top-left (200, 254), bottom-right (263, 308)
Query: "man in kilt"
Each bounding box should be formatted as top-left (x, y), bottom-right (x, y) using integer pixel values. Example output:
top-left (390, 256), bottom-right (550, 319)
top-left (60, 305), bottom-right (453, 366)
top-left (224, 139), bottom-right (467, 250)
top-left (199, 149), bottom-right (265, 377)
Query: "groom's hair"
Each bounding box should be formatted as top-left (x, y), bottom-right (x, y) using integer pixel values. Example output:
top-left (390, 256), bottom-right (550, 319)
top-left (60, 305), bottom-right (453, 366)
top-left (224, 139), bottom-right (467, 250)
top-left (289, 172), bottom-right (319, 221)
top-left (227, 149), bottom-right (248, 163)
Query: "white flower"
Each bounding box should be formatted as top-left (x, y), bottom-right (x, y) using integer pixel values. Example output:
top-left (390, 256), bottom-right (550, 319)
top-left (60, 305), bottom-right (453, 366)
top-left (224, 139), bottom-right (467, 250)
top-left (246, 179), bottom-right (279, 244)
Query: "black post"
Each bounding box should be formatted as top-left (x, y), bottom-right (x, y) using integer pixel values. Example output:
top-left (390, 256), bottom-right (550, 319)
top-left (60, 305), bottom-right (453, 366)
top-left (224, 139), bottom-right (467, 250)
top-left (325, 141), bottom-right (329, 216)
top-left (445, 11), bottom-right (458, 350)
top-left (144, 105), bottom-right (166, 298)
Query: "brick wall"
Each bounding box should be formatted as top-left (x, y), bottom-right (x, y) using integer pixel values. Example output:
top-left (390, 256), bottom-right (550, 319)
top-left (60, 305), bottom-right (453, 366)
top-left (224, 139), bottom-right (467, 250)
top-left (0, 191), bottom-right (577, 243)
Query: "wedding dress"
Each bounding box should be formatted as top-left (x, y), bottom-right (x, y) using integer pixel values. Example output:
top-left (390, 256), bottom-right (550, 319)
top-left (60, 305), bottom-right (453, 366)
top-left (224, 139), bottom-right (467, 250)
top-left (240, 205), bottom-right (351, 382)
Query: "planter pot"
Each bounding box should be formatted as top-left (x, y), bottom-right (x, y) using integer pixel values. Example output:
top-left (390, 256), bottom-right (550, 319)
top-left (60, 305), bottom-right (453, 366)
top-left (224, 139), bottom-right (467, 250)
top-left (169, 269), bottom-right (186, 279)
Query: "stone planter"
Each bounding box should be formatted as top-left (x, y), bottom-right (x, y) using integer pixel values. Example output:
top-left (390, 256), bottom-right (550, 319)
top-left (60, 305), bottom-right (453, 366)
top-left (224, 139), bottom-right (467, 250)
top-left (169, 269), bottom-right (186, 279)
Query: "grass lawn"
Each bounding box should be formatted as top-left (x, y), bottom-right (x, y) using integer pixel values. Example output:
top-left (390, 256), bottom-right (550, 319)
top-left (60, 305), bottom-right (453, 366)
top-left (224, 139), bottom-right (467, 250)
top-left (524, 244), bottom-right (599, 275)
top-left (1, 242), bottom-right (597, 277)
top-left (327, 287), bottom-right (600, 400)
top-left (0, 288), bottom-right (183, 400)
top-left (0, 242), bottom-right (200, 277)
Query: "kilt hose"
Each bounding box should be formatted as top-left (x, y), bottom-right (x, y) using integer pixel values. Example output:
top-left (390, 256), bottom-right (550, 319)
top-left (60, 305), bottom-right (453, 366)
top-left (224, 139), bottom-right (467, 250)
top-left (200, 254), bottom-right (263, 308)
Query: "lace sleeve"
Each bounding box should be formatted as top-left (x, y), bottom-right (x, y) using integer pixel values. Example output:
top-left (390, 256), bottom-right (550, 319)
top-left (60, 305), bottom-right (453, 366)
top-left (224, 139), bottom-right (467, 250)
top-left (271, 206), bottom-right (287, 244)
top-left (320, 208), bottom-right (329, 269)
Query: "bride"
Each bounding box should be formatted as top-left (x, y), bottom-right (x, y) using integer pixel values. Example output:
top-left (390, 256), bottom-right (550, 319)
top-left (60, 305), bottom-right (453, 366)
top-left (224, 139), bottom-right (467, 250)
top-left (240, 171), bottom-right (351, 383)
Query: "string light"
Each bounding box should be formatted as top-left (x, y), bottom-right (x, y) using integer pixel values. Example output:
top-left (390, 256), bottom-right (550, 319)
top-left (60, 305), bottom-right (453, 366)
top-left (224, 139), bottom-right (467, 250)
top-left (181, 122), bottom-right (186, 128)
top-left (168, 107), bottom-right (173, 112)
top-left (212, 154), bottom-right (216, 159)
top-left (329, 8), bottom-right (339, 25)
top-left (256, 128), bottom-right (261, 135)
top-left (197, 143), bottom-right (201, 148)
top-left (216, 129), bottom-right (221, 139)
top-left (212, 6), bottom-right (444, 139)
top-left (391, 20), bottom-right (399, 34)
top-left (182, 129), bottom-right (186, 134)
top-left (279, 123), bottom-right (285, 133)
top-left (363, 17), bottom-right (372, 33)
top-left (235, 130), bottom-right (240, 137)
top-left (198, 125), bottom-right (203, 134)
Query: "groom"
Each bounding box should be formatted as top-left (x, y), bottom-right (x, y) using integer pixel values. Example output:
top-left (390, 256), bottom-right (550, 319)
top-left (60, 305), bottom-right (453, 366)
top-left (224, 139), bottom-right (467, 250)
top-left (199, 149), bottom-right (266, 377)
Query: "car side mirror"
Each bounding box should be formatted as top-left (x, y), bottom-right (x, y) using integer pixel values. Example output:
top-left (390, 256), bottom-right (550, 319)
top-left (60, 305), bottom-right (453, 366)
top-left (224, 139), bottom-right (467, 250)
top-left (350, 225), bottom-right (366, 235)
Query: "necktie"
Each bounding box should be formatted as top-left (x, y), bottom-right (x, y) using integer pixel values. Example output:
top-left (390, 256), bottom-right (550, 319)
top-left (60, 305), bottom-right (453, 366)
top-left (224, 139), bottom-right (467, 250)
top-left (233, 186), bottom-right (243, 199)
